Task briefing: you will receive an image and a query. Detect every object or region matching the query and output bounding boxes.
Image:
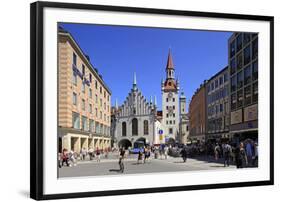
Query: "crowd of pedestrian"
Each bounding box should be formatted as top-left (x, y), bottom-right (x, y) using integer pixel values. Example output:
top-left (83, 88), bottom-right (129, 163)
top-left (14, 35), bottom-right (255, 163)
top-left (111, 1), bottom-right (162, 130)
top-left (58, 139), bottom-right (258, 170)
top-left (207, 139), bottom-right (258, 168)
top-left (137, 147), bottom-right (151, 164)
top-left (58, 147), bottom-right (111, 168)
top-left (148, 139), bottom-right (258, 168)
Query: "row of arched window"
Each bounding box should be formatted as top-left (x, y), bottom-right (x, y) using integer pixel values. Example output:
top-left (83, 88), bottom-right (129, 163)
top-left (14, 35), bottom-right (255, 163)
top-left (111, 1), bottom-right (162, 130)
top-left (122, 118), bottom-right (149, 136)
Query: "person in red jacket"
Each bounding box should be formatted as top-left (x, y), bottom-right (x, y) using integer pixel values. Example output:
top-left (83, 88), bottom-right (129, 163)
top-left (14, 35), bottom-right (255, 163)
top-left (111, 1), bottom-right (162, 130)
top-left (61, 148), bottom-right (69, 167)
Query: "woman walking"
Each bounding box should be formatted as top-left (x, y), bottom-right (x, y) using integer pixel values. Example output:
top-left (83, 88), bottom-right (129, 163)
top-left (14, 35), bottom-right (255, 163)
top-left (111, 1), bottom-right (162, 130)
top-left (235, 142), bottom-right (248, 168)
top-left (214, 143), bottom-right (220, 161)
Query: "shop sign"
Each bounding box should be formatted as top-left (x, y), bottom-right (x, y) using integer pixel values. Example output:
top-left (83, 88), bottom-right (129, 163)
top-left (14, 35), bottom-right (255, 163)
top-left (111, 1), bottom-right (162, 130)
top-left (231, 109), bottom-right (242, 124)
top-left (244, 104), bottom-right (258, 122)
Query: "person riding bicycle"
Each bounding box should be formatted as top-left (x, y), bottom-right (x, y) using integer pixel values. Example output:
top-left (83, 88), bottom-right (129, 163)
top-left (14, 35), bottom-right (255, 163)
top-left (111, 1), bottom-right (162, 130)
top-left (119, 147), bottom-right (126, 173)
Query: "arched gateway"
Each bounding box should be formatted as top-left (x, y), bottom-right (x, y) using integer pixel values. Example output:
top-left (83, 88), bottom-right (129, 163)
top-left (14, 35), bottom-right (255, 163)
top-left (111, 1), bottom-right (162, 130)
top-left (136, 137), bottom-right (148, 145)
top-left (118, 139), bottom-right (132, 149)
top-left (167, 137), bottom-right (176, 145)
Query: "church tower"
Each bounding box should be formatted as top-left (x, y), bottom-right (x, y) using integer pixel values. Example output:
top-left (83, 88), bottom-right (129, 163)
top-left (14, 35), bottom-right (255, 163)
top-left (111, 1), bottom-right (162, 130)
top-left (162, 49), bottom-right (180, 143)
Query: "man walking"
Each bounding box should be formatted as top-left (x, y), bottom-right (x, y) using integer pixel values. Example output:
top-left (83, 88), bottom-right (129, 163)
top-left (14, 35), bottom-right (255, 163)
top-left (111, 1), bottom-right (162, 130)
top-left (252, 142), bottom-right (258, 167)
top-left (180, 147), bottom-right (188, 163)
top-left (88, 147), bottom-right (94, 160)
top-left (144, 147), bottom-right (151, 163)
top-left (245, 141), bottom-right (253, 167)
top-left (223, 143), bottom-right (232, 167)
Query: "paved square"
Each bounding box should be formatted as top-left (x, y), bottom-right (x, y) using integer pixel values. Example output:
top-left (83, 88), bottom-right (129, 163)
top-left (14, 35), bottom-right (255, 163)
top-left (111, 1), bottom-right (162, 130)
top-left (59, 154), bottom-right (236, 178)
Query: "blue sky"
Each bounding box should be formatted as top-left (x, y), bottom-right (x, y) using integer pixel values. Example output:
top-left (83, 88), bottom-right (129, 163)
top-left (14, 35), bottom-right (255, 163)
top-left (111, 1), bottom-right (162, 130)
top-left (60, 23), bottom-right (232, 110)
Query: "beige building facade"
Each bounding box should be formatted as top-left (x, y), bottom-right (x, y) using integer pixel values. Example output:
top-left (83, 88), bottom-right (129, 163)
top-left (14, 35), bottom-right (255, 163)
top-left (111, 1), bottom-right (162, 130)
top-left (58, 27), bottom-right (111, 153)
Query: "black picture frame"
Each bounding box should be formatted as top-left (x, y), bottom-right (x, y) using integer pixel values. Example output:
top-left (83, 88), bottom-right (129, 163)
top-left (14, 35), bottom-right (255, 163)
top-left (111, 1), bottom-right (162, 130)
top-left (30, 1), bottom-right (274, 200)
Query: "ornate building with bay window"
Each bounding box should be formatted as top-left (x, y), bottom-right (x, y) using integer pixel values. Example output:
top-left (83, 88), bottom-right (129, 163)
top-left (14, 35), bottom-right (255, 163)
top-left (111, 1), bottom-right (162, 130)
top-left (58, 27), bottom-right (111, 154)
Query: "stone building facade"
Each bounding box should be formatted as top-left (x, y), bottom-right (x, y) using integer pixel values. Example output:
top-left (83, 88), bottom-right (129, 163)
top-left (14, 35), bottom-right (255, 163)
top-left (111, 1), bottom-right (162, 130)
top-left (189, 82), bottom-right (207, 142)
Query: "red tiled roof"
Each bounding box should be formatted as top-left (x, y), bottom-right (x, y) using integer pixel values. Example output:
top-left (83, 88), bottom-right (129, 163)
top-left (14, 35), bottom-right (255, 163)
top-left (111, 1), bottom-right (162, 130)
top-left (163, 79), bottom-right (177, 91)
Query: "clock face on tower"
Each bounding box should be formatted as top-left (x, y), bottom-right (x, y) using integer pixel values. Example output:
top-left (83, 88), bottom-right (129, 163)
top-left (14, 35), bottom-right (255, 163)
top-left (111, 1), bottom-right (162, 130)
top-left (168, 92), bottom-right (173, 98)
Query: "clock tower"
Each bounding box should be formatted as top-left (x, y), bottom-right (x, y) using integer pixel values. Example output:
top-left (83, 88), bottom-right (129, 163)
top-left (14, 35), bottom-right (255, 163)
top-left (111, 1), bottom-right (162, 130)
top-left (161, 49), bottom-right (180, 143)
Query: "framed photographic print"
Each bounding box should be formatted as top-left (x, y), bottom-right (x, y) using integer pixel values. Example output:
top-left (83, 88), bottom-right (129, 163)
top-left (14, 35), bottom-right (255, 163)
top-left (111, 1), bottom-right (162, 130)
top-left (30, 1), bottom-right (274, 200)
